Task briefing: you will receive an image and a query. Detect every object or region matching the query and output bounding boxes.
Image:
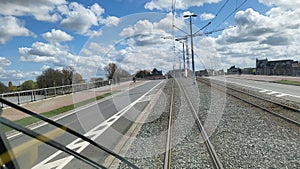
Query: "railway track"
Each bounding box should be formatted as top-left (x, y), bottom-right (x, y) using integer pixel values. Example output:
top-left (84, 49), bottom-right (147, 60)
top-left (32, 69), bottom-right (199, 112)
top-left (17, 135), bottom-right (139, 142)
top-left (198, 78), bottom-right (300, 127)
top-left (163, 80), bottom-right (174, 169)
top-left (163, 78), bottom-right (223, 169)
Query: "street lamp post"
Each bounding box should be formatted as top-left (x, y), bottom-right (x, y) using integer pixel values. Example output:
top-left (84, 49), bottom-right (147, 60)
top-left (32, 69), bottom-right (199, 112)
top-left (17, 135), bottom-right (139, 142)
top-left (175, 37), bottom-right (188, 78)
top-left (180, 41), bottom-right (185, 77)
top-left (175, 36), bottom-right (189, 77)
top-left (184, 14), bottom-right (197, 82)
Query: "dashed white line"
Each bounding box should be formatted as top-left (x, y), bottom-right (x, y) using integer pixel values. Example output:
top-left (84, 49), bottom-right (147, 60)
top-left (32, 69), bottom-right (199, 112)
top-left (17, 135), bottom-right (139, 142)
top-left (7, 81), bottom-right (151, 140)
top-left (266, 91), bottom-right (279, 95)
top-left (209, 77), bottom-right (300, 99)
top-left (32, 81), bottom-right (164, 169)
top-left (259, 90), bottom-right (269, 93)
top-left (276, 93), bottom-right (288, 97)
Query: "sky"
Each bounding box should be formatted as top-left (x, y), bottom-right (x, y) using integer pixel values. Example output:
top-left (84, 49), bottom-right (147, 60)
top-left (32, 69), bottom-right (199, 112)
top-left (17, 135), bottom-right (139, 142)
top-left (0, 0), bottom-right (300, 85)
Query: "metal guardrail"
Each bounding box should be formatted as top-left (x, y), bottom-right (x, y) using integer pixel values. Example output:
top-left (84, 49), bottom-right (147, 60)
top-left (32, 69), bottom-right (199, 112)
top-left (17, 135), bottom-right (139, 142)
top-left (0, 98), bottom-right (140, 169)
top-left (0, 80), bottom-right (110, 108)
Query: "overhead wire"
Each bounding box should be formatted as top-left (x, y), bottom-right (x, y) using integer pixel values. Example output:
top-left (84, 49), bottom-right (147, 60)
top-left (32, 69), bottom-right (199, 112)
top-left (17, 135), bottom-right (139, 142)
top-left (209, 0), bottom-right (230, 26)
top-left (172, 0), bottom-right (177, 62)
top-left (214, 0), bottom-right (249, 29)
top-left (194, 0), bottom-right (230, 34)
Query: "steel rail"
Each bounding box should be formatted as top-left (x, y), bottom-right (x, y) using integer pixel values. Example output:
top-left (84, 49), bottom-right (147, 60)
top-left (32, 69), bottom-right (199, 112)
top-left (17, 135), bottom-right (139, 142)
top-left (199, 78), bottom-right (300, 126)
top-left (209, 79), bottom-right (300, 112)
top-left (176, 79), bottom-right (223, 169)
top-left (0, 98), bottom-right (140, 169)
top-left (163, 80), bottom-right (175, 169)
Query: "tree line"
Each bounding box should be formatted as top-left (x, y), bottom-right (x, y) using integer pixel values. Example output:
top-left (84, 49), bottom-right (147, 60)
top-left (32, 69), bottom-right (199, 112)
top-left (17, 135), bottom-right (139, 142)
top-left (0, 63), bottom-right (132, 93)
top-left (0, 66), bottom-right (82, 93)
top-left (36, 66), bottom-right (84, 88)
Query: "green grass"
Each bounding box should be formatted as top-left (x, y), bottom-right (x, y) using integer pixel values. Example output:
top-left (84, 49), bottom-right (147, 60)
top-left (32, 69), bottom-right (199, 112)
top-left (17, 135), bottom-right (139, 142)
top-left (4, 92), bottom-right (115, 132)
top-left (274, 79), bottom-right (300, 86)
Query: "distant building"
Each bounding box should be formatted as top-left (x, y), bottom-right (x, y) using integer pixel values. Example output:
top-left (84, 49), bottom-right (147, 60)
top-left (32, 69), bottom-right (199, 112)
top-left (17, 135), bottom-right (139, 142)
top-left (196, 69), bottom-right (224, 76)
top-left (241, 68), bottom-right (256, 75)
top-left (140, 68), bottom-right (165, 80)
top-left (196, 69), bottom-right (209, 76)
top-left (152, 68), bottom-right (162, 75)
top-left (292, 62), bottom-right (300, 76)
top-left (256, 58), bottom-right (299, 76)
top-left (227, 65), bottom-right (241, 75)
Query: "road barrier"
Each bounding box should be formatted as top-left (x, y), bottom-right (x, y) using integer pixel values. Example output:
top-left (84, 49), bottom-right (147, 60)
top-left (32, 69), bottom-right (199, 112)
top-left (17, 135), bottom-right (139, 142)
top-left (0, 80), bottom-right (110, 108)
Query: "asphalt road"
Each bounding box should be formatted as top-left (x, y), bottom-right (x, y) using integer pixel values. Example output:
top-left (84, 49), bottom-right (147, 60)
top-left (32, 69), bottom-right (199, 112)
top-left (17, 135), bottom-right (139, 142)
top-left (7, 80), bottom-right (164, 169)
top-left (208, 76), bottom-right (300, 103)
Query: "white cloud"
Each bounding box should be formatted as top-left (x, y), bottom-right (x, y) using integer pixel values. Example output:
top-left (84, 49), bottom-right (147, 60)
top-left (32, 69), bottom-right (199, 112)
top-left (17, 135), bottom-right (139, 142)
top-left (82, 42), bottom-right (175, 77)
top-left (0, 56), bottom-right (39, 84)
top-left (157, 12), bottom-right (185, 30)
top-left (0, 57), bottom-right (12, 67)
top-left (87, 42), bottom-right (116, 55)
top-left (57, 2), bottom-right (120, 35)
top-left (18, 41), bottom-right (107, 80)
top-left (259, 0), bottom-right (300, 10)
top-left (0, 69), bottom-right (39, 83)
top-left (119, 45), bottom-right (174, 73)
top-left (19, 42), bottom-right (76, 66)
top-left (182, 11), bottom-right (195, 17)
top-left (216, 8), bottom-right (274, 44)
top-left (119, 13), bottom-right (184, 46)
top-left (145, 0), bottom-right (221, 10)
top-left (85, 30), bottom-right (103, 37)
top-left (119, 19), bottom-right (171, 47)
top-left (90, 3), bottom-right (105, 17)
top-left (81, 21), bottom-right (180, 78)
top-left (208, 6), bottom-right (300, 69)
top-left (41, 65), bottom-right (51, 71)
top-left (58, 2), bottom-right (99, 34)
top-left (74, 55), bottom-right (106, 78)
top-left (102, 16), bottom-right (120, 27)
top-left (0, 16), bottom-right (34, 44)
top-left (0, 1), bottom-right (119, 37)
top-left (42, 29), bottom-right (73, 43)
top-left (0, 0), bottom-right (66, 22)
top-left (200, 13), bottom-right (215, 20)
top-left (120, 20), bottom-right (155, 37)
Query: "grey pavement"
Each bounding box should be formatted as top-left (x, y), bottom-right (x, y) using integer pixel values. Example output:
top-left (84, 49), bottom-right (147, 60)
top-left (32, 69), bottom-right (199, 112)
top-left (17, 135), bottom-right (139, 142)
top-left (2, 80), bottom-right (145, 121)
top-left (7, 80), bottom-right (164, 169)
top-left (208, 76), bottom-right (300, 104)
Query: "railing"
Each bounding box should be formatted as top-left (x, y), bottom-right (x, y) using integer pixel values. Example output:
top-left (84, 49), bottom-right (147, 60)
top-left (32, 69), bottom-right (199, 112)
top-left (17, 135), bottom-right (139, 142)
top-left (0, 80), bottom-right (110, 108)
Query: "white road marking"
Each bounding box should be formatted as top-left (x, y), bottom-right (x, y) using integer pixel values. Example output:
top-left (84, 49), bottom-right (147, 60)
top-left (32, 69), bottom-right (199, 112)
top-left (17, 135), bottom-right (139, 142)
top-left (32, 81), bottom-right (164, 169)
top-left (208, 77), bottom-right (300, 99)
top-left (259, 90), bottom-right (269, 93)
top-left (266, 91), bottom-right (279, 95)
top-left (276, 93), bottom-right (288, 97)
top-left (137, 94), bottom-right (155, 103)
top-left (7, 81), bottom-right (151, 140)
top-left (7, 101), bottom-right (102, 140)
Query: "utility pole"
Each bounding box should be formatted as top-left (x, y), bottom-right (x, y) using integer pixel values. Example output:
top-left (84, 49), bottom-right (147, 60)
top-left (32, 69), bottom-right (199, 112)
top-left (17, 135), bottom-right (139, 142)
top-left (184, 14), bottom-right (197, 82)
top-left (180, 41), bottom-right (186, 77)
top-left (175, 36), bottom-right (187, 77)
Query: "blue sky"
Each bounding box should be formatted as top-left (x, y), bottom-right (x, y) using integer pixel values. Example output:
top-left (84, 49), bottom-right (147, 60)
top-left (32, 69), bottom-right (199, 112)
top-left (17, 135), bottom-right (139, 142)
top-left (0, 0), bottom-right (299, 85)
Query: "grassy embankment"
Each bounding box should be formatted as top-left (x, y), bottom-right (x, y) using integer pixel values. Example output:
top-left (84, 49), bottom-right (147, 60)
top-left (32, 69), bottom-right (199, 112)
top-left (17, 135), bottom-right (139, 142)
top-left (273, 79), bottom-right (300, 86)
top-left (4, 92), bottom-right (114, 132)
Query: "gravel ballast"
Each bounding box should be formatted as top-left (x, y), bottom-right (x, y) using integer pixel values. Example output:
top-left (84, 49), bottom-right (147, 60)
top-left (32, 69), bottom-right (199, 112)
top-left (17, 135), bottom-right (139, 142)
top-left (119, 77), bottom-right (299, 168)
top-left (119, 78), bottom-right (214, 168)
top-left (198, 78), bottom-right (300, 168)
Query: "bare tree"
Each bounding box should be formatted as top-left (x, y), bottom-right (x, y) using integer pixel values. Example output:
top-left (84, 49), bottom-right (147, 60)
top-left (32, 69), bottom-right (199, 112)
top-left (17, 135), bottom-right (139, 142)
top-left (62, 66), bottom-right (74, 85)
top-left (36, 66), bottom-right (83, 88)
top-left (104, 63), bottom-right (117, 79)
